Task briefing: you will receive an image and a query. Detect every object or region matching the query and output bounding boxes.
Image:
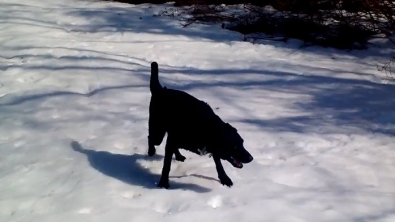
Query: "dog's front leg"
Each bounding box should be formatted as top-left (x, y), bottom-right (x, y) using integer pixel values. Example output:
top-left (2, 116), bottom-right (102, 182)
top-left (213, 155), bottom-right (233, 187)
top-left (157, 136), bottom-right (175, 189)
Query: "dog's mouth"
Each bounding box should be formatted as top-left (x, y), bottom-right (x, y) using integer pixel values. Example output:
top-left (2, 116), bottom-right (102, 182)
top-left (228, 156), bottom-right (243, 168)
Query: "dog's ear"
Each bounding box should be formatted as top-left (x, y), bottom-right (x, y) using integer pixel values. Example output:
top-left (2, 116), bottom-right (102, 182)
top-left (224, 123), bottom-right (244, 143)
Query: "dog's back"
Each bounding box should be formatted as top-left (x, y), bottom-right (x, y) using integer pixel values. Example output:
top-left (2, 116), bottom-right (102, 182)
top-left (149, 62), bottom-right (221, 148)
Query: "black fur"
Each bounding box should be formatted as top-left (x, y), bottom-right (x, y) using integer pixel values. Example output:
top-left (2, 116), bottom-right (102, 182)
top-left (148, 61), bottom-right (253, 189)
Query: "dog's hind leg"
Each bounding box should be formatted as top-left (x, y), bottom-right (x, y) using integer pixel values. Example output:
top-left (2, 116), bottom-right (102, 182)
top-left (213, 154), bottom-right (233, 187)
top-left (157, 134), bottom-right (176, 189)
top-left (148, 99), bottom-right (166, 156)
top-left (147, 129), bottom-right (165, 156)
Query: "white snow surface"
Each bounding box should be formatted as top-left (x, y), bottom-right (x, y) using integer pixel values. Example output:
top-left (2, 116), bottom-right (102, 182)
top-left (1, 0), bottom-right (395, 221)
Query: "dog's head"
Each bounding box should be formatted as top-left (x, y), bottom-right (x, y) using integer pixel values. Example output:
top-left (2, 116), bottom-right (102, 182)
top-left (217, 123), bottom-right (253, 168)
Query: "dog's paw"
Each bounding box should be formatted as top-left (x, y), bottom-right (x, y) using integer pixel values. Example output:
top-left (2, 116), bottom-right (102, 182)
top-left (148, 147), bottom-right (156, 156)
top-left (175, 155), bottom-right (186, 162)
top-left (219, 175), bottom-right (233, 187)
top-left (157, 179), bottom-right (170, 189)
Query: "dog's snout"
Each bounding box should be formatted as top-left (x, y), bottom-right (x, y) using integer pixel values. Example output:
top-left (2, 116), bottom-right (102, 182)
top-left (247, 154), bottom-right (253, 162)
top-left (240, 151), bottom-right (253, 163)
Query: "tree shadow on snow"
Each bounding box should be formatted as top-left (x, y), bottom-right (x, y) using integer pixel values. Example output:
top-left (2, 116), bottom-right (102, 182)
top-left (70, 141), bottom-right (211, 193)
top-left (246, 75), bottom-right (395, 136)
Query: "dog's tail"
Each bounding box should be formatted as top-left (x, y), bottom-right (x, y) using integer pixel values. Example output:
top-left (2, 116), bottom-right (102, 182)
top-left (150, 61), bottom-right (162, 94)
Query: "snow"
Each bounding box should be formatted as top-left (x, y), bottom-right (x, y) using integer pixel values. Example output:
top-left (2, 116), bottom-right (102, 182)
top-left (1, 0), bottom-right (395, 221)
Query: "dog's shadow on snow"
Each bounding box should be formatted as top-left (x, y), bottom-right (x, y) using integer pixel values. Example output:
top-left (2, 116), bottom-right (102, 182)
top-left (71, 141), bottom-right (211, 193)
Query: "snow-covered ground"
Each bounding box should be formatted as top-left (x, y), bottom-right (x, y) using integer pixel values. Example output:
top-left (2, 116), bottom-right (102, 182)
top-left (1, 0), bottom-right (395, 221)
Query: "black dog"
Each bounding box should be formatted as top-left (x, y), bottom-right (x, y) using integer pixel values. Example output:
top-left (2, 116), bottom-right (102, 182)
top-left (148, 62), bottom-right (253, 189)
